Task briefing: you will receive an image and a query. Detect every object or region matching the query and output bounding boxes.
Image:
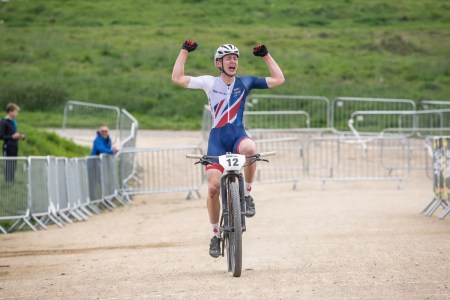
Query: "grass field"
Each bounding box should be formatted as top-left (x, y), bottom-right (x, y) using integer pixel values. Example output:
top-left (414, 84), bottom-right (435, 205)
top-left (0, 0), bottom-right (449, 129)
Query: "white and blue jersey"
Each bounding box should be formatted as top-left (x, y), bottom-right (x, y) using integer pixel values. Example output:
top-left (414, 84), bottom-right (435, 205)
top-left (188, 75), bottom-right (269, 169)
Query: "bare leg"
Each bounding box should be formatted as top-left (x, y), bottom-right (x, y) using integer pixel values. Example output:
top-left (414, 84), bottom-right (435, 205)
top-left (238, 139), bottom-right (257, 184)
top-left (206, 169), bottom-right (223, 224)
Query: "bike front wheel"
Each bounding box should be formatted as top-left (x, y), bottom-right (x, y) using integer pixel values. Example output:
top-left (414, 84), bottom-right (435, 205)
top-left (227, 181), bottom-right (242, 277)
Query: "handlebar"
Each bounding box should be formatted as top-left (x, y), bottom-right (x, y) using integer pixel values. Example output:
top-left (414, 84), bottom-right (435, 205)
top-left (186, 151), bottom-right (276, 160)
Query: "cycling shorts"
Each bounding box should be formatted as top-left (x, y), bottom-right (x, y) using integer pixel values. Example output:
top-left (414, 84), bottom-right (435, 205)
top-left (206, 123), bottom-right (252, 172)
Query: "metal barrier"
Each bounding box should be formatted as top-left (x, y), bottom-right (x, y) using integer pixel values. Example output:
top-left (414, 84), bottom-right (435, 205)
top-left (348, 109), bottom-right (450, 137)
top-left (0, 157), bottom-right (35, 233)
top-left (254, 137), bottom-right (304, 189)
top-left (86, 156), bottom-right (103, 211)
top-left (119, 109), bottom-right (139, 148)
top-left (201, 95), bottom-right (331, 142)
top-left (55, 157), bottom-right (73, 223)
top-left (306, 136), bottom-right (409, 188)
top-left (4, 96), bottom-right (446, 234)
top-left (66, 159), bottom-right (89, 221)
top-left (421, 100), bottom-right (450, 110)
top-left (331, 97), bottom-right (416, 132)
top-left (422, 137), bottom-right (450, 219)
top-left (76, 157), bottom-right (94, 217)
top-left (47, 157), bottom-right (62, 224)
top-left (247, 95), bottom-right (331, 128)
top-left (28, 157), bottom-right (63, 229)
top-left (117, 146), bottom-right (204, 199)
top-left (244, 111), bottom-right (310, 131)
top-left (62, 100), bottom-right (121, 144)
top-left (100, 154), bottom-right (125, 207)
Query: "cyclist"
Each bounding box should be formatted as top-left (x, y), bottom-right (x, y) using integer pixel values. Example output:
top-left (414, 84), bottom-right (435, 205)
top-left (172, 41), bottom-right (285, 258)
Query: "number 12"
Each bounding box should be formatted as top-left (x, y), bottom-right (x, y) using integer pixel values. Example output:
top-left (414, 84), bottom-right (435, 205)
top-left (226, 158), bottom-right (239, 167)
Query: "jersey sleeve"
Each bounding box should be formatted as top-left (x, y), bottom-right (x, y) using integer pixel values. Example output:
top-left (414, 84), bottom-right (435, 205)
top-left (241, 76), bottom-right (269, 90)
top-left (187, 76), bottom-right (215, 93)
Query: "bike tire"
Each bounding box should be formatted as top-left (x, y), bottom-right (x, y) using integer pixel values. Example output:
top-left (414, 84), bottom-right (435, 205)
top-left (228, 181), bottom-right (242, 277)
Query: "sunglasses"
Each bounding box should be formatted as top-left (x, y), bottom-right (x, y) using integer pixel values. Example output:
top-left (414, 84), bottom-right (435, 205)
top-left (100, 130), bottom-right (108, 133)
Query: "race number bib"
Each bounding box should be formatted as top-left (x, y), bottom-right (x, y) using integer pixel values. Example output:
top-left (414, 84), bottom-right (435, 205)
top-left (219, 153), bottom-right (246, 172)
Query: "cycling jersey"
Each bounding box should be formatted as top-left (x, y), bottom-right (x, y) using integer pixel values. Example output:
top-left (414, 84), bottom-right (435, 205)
top-left (188, 75), bottom-right (269, 171)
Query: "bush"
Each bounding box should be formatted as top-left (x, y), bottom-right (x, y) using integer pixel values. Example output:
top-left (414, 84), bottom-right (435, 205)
top-left (0, 83), bottom-right (68, 112)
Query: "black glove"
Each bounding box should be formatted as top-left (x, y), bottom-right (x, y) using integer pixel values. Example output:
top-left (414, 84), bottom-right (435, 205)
top-left (182, 40), bottom-right (198, 52)
top-left (253, 44), bottom-right (268, 57)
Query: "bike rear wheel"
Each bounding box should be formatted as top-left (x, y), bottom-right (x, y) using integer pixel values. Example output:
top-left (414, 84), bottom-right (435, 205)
top-left (227, 181), bottom-right (242, 277)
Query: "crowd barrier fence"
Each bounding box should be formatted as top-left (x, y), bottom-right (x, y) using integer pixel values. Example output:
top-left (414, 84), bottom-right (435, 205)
top-left (3, 97), bottom-right (449, 233)
top-left (117, 146), bottom-right (204, 200)
top-left (347, 109), bottom-right (450, 137)
top-left (0, 157), bottom-right (34, 233)
top-left (306, 136), bottom-right (410, 188)
top-left (331, 97), bottom-right (417, 132)
top-left (254, 137), bottom-right (304, 189)
top-left (62, 101), bottom-right (138, 149)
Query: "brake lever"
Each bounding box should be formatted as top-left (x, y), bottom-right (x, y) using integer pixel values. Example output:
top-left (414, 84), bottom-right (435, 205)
top-left (249, 157), bottom-right (269, 165)
top-left (194, 159), bottom-right (215, 166)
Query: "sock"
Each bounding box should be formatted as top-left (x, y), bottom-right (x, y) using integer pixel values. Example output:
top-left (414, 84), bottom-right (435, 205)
top-left (211, 223), bottom-right (220, 238)
top-left (245, 182), bottom-right (252, 197)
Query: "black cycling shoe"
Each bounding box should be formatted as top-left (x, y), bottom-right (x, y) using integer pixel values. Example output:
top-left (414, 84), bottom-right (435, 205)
top-left (209, 236), bottom-right (221, 258)
top-left (245, 195), bottom-right (256, 217)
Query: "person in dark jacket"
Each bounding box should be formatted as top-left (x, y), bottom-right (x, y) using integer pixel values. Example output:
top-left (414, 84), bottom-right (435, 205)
top-left (90, 125), bottom-right (118, 156)
top-left (0, 103), bottom-right (25, 182)
top-left (88, 125), bottom-right (118, 200)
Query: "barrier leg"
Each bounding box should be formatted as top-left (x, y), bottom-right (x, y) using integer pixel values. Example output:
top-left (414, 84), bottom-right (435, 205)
top-left (48, 214), bottom-right (64, 228)
top-left (23, 217), bottom-right (37, 232)
top-left (75, 209), bottom-right (89, 221)
top-left (186, 189), bottom-right (201, 200)
top-left (439, 202), bottom-right (450, 219)
top-left (13, 217), bottom-right (37, 232)
top-left (426, 199), bottom-right (444, 217)
top-left (58, 212), bottom-right (73, 224)
top-left (112, 195), bottom-right (127, 206)
top-left (88, 204), bottom-right (102, 215)
top-left (69, 210), bottom-right (84, 222)
top-left (422, 197), bottom-right (438, 214)
top-left (293, 180), bottom-right (299, 190)
top-left (80, 206), bottom-right (94, 217)
top-left (32, 215), bottom-right (48, 230)
top-left (0, 225), bottom-right (7, 234)
top-left (103, 199), bottom-right (116, 210)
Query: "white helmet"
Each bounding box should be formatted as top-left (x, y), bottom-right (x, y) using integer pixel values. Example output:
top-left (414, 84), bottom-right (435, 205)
top-left (214, 44), bottom-right (239, 63)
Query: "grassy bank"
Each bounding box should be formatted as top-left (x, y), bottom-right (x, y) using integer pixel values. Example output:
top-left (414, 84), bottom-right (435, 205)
top-left (0, 0), bottom-right (449, 129)
top-left (16, 123), bottom-right (89, 157)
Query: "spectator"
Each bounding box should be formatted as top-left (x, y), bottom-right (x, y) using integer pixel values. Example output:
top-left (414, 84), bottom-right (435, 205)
top-left (0, 103), bottom-right (25, 182)
top-left (90, 125), bottom-right (118, 156)
top-left (88, 125), bottom-right (117, 200)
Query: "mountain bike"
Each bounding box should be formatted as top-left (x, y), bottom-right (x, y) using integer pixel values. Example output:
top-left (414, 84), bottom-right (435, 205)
top-left (186, 151), bottom-right (275, 277)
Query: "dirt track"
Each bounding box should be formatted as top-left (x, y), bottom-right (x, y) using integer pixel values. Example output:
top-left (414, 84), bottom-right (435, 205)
top-left (1, 131), bottom-right (449, 299)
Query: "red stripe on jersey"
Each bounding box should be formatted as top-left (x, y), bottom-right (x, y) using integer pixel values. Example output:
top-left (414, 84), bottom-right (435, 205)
top-left (215, 99), bottom-right (225, 118)
top-left (215, 96), bottom-right (243, 128)
top-left (227, 96), bottom-right (242, 121)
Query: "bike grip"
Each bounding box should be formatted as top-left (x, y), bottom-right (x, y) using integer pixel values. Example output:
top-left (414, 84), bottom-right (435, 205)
top-left (186, 154), bottom-right (204, 159)
top-left (259, 151), bottom-right (276, 157)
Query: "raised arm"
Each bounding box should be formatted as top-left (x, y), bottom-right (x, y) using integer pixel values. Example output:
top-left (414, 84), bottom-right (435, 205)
top-left (171, 40), bottom-right (198, 88)
top-left (253, 44), bottom-right (285, 88)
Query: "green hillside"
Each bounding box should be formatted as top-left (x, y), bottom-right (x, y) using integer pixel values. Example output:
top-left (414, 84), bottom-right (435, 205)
top-left (17, 123), bottom-right (89, 157)
top-left (0, 0), bottom-right (449, 129)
